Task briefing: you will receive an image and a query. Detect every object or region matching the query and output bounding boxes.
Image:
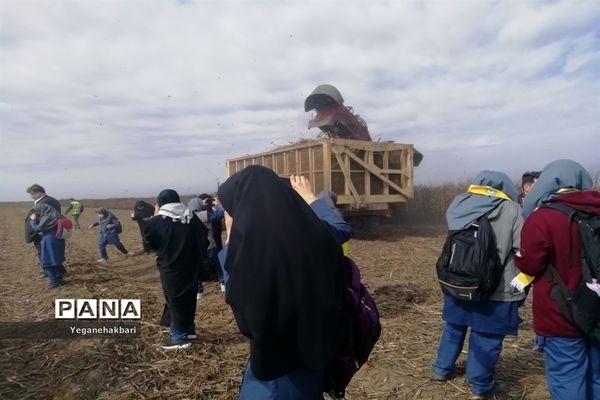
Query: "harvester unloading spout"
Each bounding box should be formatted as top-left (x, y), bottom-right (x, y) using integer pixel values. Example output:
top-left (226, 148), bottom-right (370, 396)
top-left (304, 84), bottom-right (423, 166)
top-left (304, 84), bottom-right (372, 141)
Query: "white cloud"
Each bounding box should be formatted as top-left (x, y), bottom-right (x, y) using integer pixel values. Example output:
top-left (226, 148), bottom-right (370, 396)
top-left (1, 0), bottom-right (599, 200)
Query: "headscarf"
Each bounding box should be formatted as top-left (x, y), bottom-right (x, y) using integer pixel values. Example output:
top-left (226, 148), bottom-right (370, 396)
top-left (95, 207), bottom-right (117, 229)
top-left (522, 159), bottom-right (593, 218)
top-left (134, 200), bottom-right (154, 214)
top-left (447, 170), bottom-right (518, 230)
top-left (217, 165), bottom-right (346, 381)
top-left (31, 203), bottom-right (60, 232)
top-left (156, 189), bottom-right (193, 224)
top-left (187, 197), bottom-right (204, 213)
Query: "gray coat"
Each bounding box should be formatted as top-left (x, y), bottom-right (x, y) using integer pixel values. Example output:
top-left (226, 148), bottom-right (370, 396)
top-left (487, 200), bottom-right (526, 302)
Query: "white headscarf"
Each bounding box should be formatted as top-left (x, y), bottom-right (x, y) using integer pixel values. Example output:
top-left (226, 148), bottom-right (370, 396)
top-left (157, 203), bottom-right (193, 224)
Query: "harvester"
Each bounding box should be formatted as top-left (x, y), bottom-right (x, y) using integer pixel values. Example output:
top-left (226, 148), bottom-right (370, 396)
top-left (304, 84), bottom-right (422, 165)
top-left (226, 84), bottom-right (423, 215)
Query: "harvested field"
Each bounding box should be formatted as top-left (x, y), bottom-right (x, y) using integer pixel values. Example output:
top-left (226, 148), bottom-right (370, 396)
top-left (0, 207), bottom-right (550, 400)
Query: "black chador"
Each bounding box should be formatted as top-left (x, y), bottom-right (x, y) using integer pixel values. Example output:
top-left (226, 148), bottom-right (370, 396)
top-left (218, 166), bottom-right (346, 381)
top-left (144, 190), bottom-right (208, 334)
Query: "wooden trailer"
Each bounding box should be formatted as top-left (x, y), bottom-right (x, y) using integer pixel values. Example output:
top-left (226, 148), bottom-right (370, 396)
top-left (226, 138), bottom-right (416, 215)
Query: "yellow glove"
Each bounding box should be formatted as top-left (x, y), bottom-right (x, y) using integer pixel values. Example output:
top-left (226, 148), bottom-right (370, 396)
top-left (509, 273), bottom-right (535, 292)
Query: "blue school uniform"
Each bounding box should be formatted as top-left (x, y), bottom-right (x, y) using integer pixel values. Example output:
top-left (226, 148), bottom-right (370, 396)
top-left (97, 225), bottom-right (128, 259)
top-left (433, 296), bottom-right (520, 395)
top-left (32, 221), bottom-right (65, 285)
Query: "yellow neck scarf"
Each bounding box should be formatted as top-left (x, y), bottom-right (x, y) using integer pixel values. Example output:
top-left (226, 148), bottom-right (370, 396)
top-left (557, 188), bottom-right (580, 194)
top-left (467, 185), bottom-right (512, 201)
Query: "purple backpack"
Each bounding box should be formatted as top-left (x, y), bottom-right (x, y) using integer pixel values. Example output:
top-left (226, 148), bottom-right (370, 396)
top-left (324, 256), bottom-right (382, 396)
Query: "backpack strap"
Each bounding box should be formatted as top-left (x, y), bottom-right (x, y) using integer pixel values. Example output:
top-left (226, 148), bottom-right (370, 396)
top-left (544, 202), bottom-right (600, 281)
top-left (545, 264), bottom-right (576, 326)
top-left (540, 202), bottom-right (577, 220)
top-left (541, 202), bottom-right (581, 269)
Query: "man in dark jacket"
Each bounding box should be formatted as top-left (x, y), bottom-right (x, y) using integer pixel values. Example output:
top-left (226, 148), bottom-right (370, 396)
top-left (515, 160), bottom-right (600, 400)
top-left (26, 184), bottom-right (61, 213)
top-left (25, 184), bottom-right (63, 269)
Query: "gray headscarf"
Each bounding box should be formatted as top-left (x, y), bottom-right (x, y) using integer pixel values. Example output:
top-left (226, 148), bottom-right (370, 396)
top-left (522, 159), bottom-right (593, 218)
top-left (95, 207), bottom-right (117, 229)
top-left (31, 203), bottom-right (60, 232)
top-left (188, 197), bottom-right (204, 213)
top-left (447, 170), bottom-right (518, 230)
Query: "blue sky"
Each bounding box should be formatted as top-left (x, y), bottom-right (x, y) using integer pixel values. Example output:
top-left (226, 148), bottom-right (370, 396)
top-left (1, 0), bottom-right (599, 201)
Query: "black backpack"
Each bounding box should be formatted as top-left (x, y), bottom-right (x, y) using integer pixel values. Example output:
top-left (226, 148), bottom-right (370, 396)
top-left (112, 219), bottom-right (123, 234)
top-left (542, 202), bottom-right (600, 343)
top-left (436, 210), bottom-right (504, 302)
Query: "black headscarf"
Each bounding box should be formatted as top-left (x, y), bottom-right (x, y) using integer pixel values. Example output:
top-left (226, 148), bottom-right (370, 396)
top-left (157, 189), bottom-right (181, 207)
top-left (218, 165), bottom-right (346, 380)
top-left (132, 200), bottom-right (154, 222)
top-left (134, 200), bottom-right (154, 213)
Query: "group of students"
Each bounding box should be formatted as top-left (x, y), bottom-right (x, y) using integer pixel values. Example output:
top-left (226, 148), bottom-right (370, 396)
top-left (145, 192), bottom-right (227, 298)
top-left (23, 158), bottom-right (599, 400)
top-left (433, 159), bottom-right (600, 400)
top-left (24, 183), bottom-right (228, 290)
top-left (137, 167), bottom-right (353, 399)
top-left (24, 184), bottom-right (136, 288)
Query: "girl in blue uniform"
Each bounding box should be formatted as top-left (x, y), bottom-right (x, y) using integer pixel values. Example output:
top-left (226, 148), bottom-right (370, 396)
top-left (89, 208), bottom-right (131, 262)
top-left (432, 171), bottom-right (525, 399)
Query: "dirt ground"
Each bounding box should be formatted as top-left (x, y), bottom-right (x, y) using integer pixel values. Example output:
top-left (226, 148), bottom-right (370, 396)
top-left (0, 207), bottom-right (551, 400)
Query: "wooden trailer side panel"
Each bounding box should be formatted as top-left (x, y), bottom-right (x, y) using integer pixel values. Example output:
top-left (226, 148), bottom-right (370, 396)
top-left (226, 139), bottom-right (414, 211)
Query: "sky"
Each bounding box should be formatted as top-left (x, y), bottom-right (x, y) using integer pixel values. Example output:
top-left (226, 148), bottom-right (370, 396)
top-left (1, 0), bottom-right (599, 201)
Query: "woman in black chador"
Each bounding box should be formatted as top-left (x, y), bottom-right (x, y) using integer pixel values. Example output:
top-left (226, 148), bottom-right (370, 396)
top-left (218, 165), bottom-right (347, 399)
top-left (131, 200), bottom-right (155, 253)
top-left (143, 189), bottom-right (208, 350)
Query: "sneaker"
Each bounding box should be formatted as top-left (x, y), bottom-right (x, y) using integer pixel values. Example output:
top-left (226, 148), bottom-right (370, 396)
top-left (432, 368), bottom-right (456, 382)
top-left (433, 372), bottom-right (451, 382)
top-left (471, 382), bottom-right (509, 399)
top-left (196, 292), bottom-right (204, 300)
top-left (47, 280), bottom-right (65, 289)
top-left (220, 283), bottom-right (226, 292)
top-left (327, 390), bottom-right (347, 399)
top-left (97, 258), bottom-right (107, 263)
top-left (161, 339), bottom-right (192, 350)
top-left (187, 333), bottom-right (198, 340)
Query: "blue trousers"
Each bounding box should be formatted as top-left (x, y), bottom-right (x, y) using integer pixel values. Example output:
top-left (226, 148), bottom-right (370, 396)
top-left (44, 265), bottom-right (63, 285)
top-left (433, 322), bottom-right (504, 395)
top-left (239, 362), bottom-right (322, 400)
top-left (99, 242), bottom-right (128, 260)
top-left (170, 324), bottom-right (195, 341)
top-left (218, 246), bottom-right (230, 284)
top-left (536, 336), bottom-right (600, 400)
top-left (207, 247), bottom-right (224, 283)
